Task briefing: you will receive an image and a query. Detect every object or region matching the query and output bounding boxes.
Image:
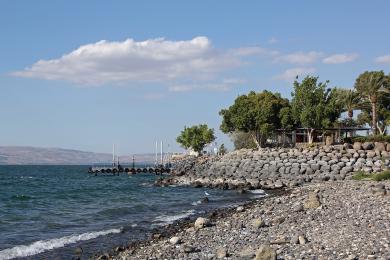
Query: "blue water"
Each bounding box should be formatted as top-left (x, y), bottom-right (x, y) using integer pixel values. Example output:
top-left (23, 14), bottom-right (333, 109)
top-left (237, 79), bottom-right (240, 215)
top-left (0, 165), bottom-right (259, 259)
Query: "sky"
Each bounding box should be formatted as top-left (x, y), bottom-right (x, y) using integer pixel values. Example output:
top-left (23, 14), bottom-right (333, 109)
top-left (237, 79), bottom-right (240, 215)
top-left (1, 1), bottom-right (390, 155)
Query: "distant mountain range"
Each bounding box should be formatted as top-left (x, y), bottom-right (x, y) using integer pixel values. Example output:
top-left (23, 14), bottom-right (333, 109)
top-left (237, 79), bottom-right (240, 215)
top-left (0, 146), bottom-right (156, 165)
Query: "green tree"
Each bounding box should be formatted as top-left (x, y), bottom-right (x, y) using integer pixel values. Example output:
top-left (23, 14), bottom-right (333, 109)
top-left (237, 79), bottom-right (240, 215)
top-left (176, 124), bottom-right (216, 154)
top-left (291, 76), bottom-right (342, 143)
top-left (229, 131), bottom-right (258, 150)
top-left (220, 90), bottom-right (289, 148)
top-left (354, 71), bottom-right (390, 134)
top-left (333, 88), bottom-right (364, 120)
top-left (279, 106), bottom-right (294, 130)
top-left (357, 93), bottom-right (390, 135)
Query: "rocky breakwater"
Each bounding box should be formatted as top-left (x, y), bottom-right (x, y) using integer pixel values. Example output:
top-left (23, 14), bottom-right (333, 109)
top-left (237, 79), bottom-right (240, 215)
top-left (159, 142), bottom-right (390, 189)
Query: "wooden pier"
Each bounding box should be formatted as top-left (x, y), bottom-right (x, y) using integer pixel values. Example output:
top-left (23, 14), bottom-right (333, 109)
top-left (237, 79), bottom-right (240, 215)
top-left (88, 166), bottom-right (171, 175)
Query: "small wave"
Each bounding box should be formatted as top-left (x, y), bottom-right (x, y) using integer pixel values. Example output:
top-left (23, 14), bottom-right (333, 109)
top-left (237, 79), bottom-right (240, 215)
top-left (0, 228), bottom-right (122, 260)
top-left (11, 195), bottom-right (32, 201)
top-left (140, 182), bottom-right (153, 187)
top-left (249, 189), bottom-right (266, 195)
top-left (191, 200), bottom-right (202, 206)
top-left (153, 210), bottom-right (195, 225)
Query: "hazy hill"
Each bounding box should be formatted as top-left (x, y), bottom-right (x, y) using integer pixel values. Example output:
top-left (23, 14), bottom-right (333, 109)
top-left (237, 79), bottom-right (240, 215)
top-left (0, 146), bottom-right (156, 165)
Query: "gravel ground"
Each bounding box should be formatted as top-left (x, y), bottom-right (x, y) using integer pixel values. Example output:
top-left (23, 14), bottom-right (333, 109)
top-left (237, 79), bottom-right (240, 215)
top-left (112, 180), bottom-right (390, 260)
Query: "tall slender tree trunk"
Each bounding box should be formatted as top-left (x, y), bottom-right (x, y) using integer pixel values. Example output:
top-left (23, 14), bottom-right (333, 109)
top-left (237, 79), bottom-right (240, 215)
top-left (371, 101), bottom-right (377, 135)
top-left (250, 131), bottom-right (261, 150)
top-left (307, 128), bottom-right (315, 144)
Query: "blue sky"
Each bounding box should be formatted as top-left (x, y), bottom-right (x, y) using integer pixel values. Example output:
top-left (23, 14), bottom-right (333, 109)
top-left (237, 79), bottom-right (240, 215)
top-left (1, 1), bottom-right (390, 154)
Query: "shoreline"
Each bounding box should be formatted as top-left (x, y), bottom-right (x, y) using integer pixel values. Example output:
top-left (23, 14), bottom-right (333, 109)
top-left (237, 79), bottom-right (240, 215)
top-left (95, 144), bottom-right (390, 259)
top-left (109, 180), bottom-right (389, 260)
top-left (93, 188), bottom-right (286, 259)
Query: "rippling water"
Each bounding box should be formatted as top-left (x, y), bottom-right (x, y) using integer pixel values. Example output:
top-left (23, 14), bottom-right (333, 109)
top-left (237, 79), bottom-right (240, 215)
top-left (0, 165), bottom-right (262, 259)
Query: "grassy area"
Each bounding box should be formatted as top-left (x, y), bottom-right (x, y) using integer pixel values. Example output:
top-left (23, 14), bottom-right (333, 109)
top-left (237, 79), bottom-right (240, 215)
top-left (352, 171), bottom-right (390, 181)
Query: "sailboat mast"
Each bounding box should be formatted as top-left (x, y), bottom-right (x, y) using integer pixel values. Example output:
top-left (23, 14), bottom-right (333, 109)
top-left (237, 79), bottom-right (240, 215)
top-left (155, 141), bottom-right (158, 166)
top-left (160, 141), bottom-right (163, 165)
top-left (112, 144), bottom-right (115, 166)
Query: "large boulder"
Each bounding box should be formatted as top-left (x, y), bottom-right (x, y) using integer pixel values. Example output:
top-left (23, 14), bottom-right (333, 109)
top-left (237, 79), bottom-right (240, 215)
top-left (366, 151), bottom-right (376, 158)
top-left (353, 142), bottom-right (362, 150)
top-left (362, 142), bottom-right (374, 150)
top-left (375, 142), bottom-right (386, 152)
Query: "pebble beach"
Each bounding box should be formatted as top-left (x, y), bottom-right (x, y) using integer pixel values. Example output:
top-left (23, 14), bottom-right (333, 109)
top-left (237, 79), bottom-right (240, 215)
top-left (109, 180), bottom-right (390, 260)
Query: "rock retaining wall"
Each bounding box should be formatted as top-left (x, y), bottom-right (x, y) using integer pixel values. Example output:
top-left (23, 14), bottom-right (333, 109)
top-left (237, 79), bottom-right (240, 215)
top-left (161, 142), bottom-right (390, 189)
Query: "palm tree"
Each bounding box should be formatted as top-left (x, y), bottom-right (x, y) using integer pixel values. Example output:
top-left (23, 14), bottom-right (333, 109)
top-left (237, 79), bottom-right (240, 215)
top-left (354, 71), bottom-right (389, 135)
top-left (338, 89), bottom-right (362, 120)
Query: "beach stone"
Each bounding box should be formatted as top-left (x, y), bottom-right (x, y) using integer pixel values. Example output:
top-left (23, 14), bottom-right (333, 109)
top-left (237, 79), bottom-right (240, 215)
top-left (252, 218), bottom-right (265, 229)
top-left (216, 247), bottom-right (227, 258)
top-left (292, 202), bottom-right (304, 212)
top-left (181, 244), bottom-right (195, 253)
top-left (254, 245), bottom-right (277, 260)
top-left (272, 216), bottom-right (285, 225)
top-left (194, 217), bottom-right (209, 229)
top-left (238, 246), bottom-right (256, 259)
top-left (387, 143), bottom-right (390, 151)
top-left (304, 192), bottom-right (321, 209)
top-left (372, 185), bottom-right (387, 196)
top-left (290, 235), bottom-right (299, 245)
top-left (298, 235), bottom-right (307, 245)
top-left (236, 206), bottom-right (245, 212)
top-left (274, 180), bottom-right (284, 188)
top-left (169, 236), bottom-right (181, 245)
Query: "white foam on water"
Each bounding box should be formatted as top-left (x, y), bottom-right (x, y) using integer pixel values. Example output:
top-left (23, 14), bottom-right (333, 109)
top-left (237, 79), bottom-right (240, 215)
top-left (0, 228), bottom-right (122, 260)
top-left (153, 210), bottom-right (195, 226)
top-left (249, 189), bottom-right (266, 194)
top-left (191, 200), bottom-right (202, 206)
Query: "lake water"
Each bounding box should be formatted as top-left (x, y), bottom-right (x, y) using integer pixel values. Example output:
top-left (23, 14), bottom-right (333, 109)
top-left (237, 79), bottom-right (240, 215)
top-left (0, 165), bottom-right (262, 259)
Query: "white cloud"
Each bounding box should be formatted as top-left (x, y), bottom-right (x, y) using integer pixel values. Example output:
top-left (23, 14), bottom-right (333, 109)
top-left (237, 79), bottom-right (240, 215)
top-left (274, 67), bottom-right (316, 81)
top-left (169, 78), bottom-right (245, 92)
top-left (375, 55), bottom-right (390, 63)
top-left (323, 53), bottom-right (359, 64)
top-left (274, 51), bottom-right (323, 64)
top-left (12, 36), bottom-right (241, 85)
top-left (230, 46), bottom-right (279, 57)
top-left (268, 37), bottom-right (278, 44)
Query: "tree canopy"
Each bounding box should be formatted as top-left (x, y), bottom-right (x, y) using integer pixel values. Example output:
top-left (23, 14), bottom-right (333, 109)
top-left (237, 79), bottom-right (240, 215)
top-left (176, 124), bottom-right (216, 154)
top-left (291, 76), bottom-right (342, 143)
top-left (219, 90), bottom-right (289, 148)
top-left (354, 70), bottom-right (390, 134)
top-left (229, 131), bottom-right (258, 150)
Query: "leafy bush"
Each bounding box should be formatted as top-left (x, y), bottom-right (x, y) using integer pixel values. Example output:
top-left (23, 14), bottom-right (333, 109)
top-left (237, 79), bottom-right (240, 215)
top-left (352, 171), bottom-right (390, 181)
